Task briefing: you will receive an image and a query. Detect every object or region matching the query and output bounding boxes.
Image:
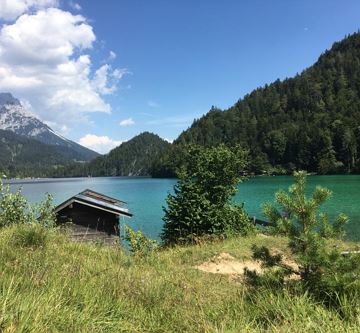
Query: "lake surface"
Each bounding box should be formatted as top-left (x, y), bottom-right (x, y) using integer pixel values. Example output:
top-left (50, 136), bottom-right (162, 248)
top-left (6, 175), bottom-right (360, 241)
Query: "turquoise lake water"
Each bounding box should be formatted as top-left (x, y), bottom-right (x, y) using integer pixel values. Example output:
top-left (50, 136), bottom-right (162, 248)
top-left (6, 175), bottom-right (360, 241)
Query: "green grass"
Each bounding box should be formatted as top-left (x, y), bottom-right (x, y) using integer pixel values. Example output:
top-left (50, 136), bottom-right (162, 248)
top-left (0, 225), bottom-right (359, 332)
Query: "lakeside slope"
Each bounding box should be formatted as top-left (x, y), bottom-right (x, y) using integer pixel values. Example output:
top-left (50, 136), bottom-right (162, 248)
top-left (0, 225), bottom-right (359, 332)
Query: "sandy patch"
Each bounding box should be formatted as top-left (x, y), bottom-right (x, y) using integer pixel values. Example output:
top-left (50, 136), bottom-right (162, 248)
top-left (271, 248), bottom-right (300, 276)
top-left (195, 252), bottom-right (300, 280)
top-left (195, 252), bottom-right (263, 275)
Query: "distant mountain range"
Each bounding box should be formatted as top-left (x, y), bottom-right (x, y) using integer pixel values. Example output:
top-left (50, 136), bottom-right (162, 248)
top-left (0, 129), bottom-right (84, 177)
top-left (0, 92), bottom-right (99, 177)
top-left (55, 132), bottom-right (171, 177)
top-left (0, 93), bottom-right (98, 161)
top-left (0, 92), bottom-right (170, 178)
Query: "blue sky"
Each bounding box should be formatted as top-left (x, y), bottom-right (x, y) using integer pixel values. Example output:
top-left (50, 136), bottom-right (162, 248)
top-left (1, 0), bottom-right (360, 152)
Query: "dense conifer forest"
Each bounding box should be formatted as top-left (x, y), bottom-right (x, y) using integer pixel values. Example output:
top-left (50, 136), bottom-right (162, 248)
top-left (153, 32), bottom-right (360, 176)
top-left (0, 130), bottom-right (89, 177)
top-left (54, 132), bottom-right (171, 177)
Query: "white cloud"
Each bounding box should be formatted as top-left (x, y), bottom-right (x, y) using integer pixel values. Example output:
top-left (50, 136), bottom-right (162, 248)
top-left (109, 50), bottom-right (116, 60)
top-left (79, 134), bottom-right (123, 154)
top-left (147, 100), bottom-right (159, 108)
top-left (0, 0), bottom-right (58, 21)
top-left (92, 64), bottom-right (128, 95)
top-left (0, 8), bottom-right (126, 129)
top-left (112, 68), bottom-right (128, 79)
top-left (119, 117), bottom-right (134, 126)
top-left (93, 64), bottom-right (116, 95)
top-left (44, 120), bottom-right (70, 136)
top-left (68, 1), bottom-right (81, 11)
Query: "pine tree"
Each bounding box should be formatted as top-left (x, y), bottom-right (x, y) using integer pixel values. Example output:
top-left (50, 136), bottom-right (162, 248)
top-left (247, 171), bottom-right (360, 306)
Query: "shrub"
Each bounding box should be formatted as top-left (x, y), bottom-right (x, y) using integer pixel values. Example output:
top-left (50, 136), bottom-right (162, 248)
top-left (34, 193), bottom-right (56, 228)
top-left (162, 145), bottom-right (255, 245)
top-left (123, 225), bottom-right (158, 256)
top-left (223, 204), bottom-right (256, 237)
top-left (0, 180), bottom-right (56, 228)
top-left (0, 181), bottom-right (30, 227)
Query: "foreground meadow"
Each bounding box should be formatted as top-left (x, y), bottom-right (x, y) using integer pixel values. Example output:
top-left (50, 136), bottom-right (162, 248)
top-left (0, 225), bottom-right (359, 333)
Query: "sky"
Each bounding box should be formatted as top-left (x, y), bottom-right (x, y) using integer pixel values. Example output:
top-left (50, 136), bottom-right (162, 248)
top-left (0, 0), bottom-right (360, 153)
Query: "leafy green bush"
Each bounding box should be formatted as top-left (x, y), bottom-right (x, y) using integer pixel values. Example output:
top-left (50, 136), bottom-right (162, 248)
top-left (33, 193), bottom-right (56, 228)
top-left (0, 181), bottom-right (30, 227)
top-left (123, 225), bottom-right (158, 256)
top-left (223, 204), bottom-right (256, 237)
top-left (0, 180), bottom-right (56, 228)
top-left (162, 145), bottom-right (255, 245)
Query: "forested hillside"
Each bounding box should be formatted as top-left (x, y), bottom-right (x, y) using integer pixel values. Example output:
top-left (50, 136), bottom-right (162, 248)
top-left (55, 132), bottom-right (170, 177)
top-left (162, 32), bottom-right (360, 175)
top-left (0, 130), bottom-right (86, 177)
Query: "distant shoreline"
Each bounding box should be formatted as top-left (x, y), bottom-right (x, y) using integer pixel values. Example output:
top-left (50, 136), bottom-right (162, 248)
top-left (3, 176), bottom-right (153, 185)
top-left (4, 173), bottom-right (360, 186)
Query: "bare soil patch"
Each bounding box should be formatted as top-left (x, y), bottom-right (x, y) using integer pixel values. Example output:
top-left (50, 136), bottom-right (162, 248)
top-left (195, 252), bottom-right (262, 276)
top-left (195, 251), bottom-right (300, 279)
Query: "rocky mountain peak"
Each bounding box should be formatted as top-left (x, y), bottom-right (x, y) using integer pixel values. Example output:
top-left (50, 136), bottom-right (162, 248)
top-left (0, 93), bottom-right (21, 107)
top-left (0, 92), bottom-right (99, 160)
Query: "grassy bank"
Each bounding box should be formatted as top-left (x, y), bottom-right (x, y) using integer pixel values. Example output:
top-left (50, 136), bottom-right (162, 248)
top-left (0, 225), bottom-right (359, 332)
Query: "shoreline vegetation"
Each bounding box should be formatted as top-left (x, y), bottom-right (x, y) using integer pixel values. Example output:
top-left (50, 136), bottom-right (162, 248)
top-left (3, 171), bottom-right (360, 183)
top-left (4, 153), bottom-right (359, 180)
top-left (0, 147), bottom-right (359, 331)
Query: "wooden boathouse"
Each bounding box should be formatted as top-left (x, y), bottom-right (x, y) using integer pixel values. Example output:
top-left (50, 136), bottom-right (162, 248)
top-left (54, 189), bottom-right (132, 244)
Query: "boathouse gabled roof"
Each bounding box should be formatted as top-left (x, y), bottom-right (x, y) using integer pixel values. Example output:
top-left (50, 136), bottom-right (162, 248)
top-left (54, 189), bottom-right (133, 217)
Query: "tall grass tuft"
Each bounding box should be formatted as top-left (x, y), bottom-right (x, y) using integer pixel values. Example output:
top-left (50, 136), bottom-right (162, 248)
top-left (0, 224), bottom-right (358, 332)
